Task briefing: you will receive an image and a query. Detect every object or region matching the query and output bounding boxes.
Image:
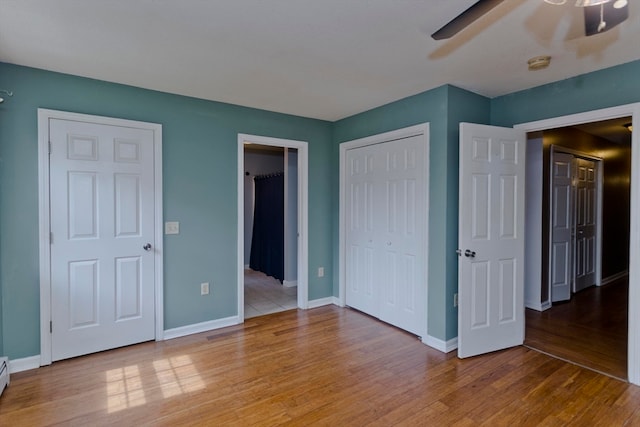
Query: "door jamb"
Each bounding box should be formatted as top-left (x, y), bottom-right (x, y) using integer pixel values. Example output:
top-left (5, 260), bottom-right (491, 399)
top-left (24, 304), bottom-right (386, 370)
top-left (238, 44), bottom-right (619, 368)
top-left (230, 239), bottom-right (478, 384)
top-left (37, 109), bottom-right (164, 366)
top-left (237, 134), bottom-right (309, 319)
top-left (515, 102), bottom-right (639, 386)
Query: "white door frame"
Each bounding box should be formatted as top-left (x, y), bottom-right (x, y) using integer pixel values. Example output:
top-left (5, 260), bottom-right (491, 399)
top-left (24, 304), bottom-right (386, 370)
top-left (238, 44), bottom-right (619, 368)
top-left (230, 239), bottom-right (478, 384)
top-left (515, 102), bottom-right (640, 385)
top-left (338, 123), bottom-right (430, 339)
top-left (237, 134), bottom-right (309, 318)
top-left (37, 109), bottom-right (164, 366)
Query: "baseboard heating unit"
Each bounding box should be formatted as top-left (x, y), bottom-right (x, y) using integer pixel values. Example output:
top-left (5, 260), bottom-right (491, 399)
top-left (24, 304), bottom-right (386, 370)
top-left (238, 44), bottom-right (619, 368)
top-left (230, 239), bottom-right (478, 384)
top-left (0, 357), bottom-right (9, 397)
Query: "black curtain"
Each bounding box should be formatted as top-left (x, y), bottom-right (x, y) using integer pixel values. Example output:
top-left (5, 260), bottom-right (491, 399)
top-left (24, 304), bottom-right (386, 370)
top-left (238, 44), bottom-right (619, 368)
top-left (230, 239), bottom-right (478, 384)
top-left (250, 173), bottom-right (284, 281)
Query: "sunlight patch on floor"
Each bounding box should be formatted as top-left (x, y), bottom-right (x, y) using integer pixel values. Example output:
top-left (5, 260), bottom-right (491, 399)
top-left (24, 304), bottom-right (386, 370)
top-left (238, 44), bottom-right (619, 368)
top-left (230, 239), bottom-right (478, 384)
top-left (153, 355), bottom-right (205, 399)
top-left (106, 365), bottom-right (147, 413)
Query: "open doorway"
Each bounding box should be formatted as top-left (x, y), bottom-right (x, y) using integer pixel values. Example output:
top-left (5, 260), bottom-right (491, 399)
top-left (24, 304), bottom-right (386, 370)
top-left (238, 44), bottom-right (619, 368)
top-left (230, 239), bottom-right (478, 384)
top-left (524, 117), bottom-right (631, 380)
top-left (237, 133), bottom-right (309, 322)
top-left (243, 144), bottom-right (298, 318)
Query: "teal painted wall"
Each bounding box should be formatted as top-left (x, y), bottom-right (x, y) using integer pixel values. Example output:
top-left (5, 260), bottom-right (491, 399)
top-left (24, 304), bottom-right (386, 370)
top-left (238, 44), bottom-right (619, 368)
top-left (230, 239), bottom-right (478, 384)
top-left (0, 63), bottom-right (333, 359)
top-left (491, 60), bottom-right (640, 127)
top-left (332, 85), bottom-right (490, 341)
top-left (332, 60), bottom-right (640, 343)
top-left (4, 57), bottom-right (639, 361)
top-left (444, 86), bottom-right (491, 338)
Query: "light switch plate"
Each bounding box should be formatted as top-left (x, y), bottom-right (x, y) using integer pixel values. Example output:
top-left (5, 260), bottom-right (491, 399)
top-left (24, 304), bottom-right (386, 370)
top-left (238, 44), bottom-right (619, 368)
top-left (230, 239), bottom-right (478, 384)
top-left (165, 221), bottom-right (180, 235)
top-left (201, 282), bottom-right (210, 295)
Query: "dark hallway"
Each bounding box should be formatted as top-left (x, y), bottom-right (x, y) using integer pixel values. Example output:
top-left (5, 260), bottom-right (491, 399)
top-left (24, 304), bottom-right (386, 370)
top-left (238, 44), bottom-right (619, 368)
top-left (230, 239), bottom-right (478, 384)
top-left (525, 277), bottom-right (628, 380)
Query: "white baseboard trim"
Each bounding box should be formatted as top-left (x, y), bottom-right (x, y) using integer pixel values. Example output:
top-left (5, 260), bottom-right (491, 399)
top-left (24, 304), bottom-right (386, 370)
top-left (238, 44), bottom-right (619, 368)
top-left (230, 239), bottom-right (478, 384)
top-left (308, 297), bottom-right (338, 309)
top-left (526, 299), bottom-right (551, 312)
top-left (9, 355), bottom-right (41, 373)
top-left (163, 315), bottom-right (241, 340)
top-left (244, 264), bottom-right (250, 269)
top-left (422, 335), bottom-right (458, 353)
top-left (283, 280), bottom-right (298, 288)
top-left (601, 270), bottom-right (629, 286)
top-left (7, 317), bottom-right (244, 373)
top-left (525, 301), bottom-right (542, 311)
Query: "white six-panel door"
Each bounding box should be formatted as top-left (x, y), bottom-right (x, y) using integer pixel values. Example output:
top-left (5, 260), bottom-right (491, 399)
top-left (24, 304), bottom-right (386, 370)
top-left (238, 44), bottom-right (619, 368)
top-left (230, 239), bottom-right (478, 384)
top-left (345, 134), bottom-right (426, 336)
top-left (550, 152), bottom-right (574, 302)
top-left (574, 157), bottom-right (597, 293)
top-left (345, 145), bottom-right (378, 316)
top-left (377, 137), bottom-right (425, 335)
top-left (458, 123), bottom-right (525, 358)
top-left (550, 153), bottom-right (599, 301)
top-left (49, 118), bottom-right (156, 361)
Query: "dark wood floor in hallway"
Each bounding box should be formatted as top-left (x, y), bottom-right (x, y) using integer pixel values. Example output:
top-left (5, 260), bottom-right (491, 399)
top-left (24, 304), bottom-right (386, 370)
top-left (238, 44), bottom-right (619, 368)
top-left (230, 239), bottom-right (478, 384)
top-left (2, 305), bottom-right (639, 426)
top-left (525, 277), bottom-right (628, 380)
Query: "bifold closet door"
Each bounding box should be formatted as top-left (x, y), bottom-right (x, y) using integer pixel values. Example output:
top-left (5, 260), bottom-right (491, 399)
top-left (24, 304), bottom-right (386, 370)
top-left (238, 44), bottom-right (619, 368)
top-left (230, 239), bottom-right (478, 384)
top-left (574, 157), bottom-right (597, 293)
top-left (345, 144), bottom-right (379, 317)
top-left (550, 152), bottom-right (574, 303)
top-left (345, 135), bottom-right (426, 336)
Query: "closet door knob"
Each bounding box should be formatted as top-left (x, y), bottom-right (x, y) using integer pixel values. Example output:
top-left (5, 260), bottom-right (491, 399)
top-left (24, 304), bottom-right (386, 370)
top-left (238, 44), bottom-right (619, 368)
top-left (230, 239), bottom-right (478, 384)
top-left (143, 243), bottom-right (152, 251)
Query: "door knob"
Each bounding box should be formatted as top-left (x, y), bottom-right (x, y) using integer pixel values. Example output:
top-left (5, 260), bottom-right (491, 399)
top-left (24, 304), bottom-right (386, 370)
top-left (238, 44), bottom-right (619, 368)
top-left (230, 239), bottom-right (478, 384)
top-left (464, 249), bottom-right (476, 258)
top-left (143, 243), bottom-right (152, 251)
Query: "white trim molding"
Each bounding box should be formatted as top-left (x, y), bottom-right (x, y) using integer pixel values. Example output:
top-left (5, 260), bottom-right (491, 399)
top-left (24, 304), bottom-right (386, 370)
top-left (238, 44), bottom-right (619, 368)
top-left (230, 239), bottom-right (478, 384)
top-left (164, 316), bottom-right (241, 340)
top-left (37, 109), bottom-right (164, 366)
top-left (9, 355), bottom-right (41, 374)
top-left (237, 134), bottom-right (309, 321)
top-left (516, 102), bottom-right (640, 386)
top-left (525, 300), bottom-right (552, 312)
top-left (601, 270), bottom-right (629, 287)
top-left (308, 297), bottom-right (338, 309)
top-left (282, 280), bottom-right (298, 288)
top-left (423, 335), bottom-right (458, 354)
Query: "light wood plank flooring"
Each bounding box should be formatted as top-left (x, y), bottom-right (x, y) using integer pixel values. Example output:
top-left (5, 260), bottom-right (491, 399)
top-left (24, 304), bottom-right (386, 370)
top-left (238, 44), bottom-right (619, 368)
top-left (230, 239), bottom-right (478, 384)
top-left (525, 278), bottom-right (628, 380)
top-left (2, 306), bottom-right (639, 426)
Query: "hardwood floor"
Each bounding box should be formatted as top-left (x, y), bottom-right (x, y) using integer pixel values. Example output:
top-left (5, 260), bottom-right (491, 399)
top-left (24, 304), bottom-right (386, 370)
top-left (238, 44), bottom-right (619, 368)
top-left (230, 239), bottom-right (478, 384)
top-left (2, 305), bottom-right (640, 426)
top-left (525, 278), bottom-right (628, 380)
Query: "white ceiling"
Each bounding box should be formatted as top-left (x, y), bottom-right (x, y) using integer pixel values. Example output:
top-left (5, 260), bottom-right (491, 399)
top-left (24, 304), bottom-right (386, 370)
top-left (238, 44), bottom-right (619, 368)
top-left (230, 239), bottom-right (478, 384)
top-left (1, 0), bottom-right (639, 121)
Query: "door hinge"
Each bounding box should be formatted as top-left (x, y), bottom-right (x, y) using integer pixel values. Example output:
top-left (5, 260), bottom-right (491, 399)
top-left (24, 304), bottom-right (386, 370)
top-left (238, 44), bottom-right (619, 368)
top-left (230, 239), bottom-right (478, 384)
top-left (50, 321), bottom-right (52, 333)
top-left (48, 141), bottom-right (52, 155)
